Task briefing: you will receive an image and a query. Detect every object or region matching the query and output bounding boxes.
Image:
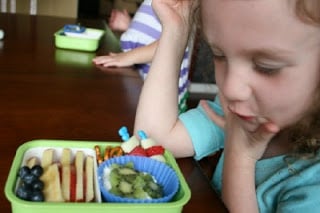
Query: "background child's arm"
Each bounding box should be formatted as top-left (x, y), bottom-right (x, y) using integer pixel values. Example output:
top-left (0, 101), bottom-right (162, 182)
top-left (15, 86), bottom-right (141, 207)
top-left (92, 41), bottom-right (158, 67)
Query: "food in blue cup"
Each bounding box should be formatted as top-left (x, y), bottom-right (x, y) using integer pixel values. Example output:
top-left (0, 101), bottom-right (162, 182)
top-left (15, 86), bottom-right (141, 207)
top-left (98, 155), bottom-right (179, 203)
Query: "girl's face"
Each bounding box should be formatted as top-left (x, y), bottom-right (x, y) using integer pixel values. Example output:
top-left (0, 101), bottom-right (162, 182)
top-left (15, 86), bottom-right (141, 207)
top-left (201, 0), bottom-right (320, 131)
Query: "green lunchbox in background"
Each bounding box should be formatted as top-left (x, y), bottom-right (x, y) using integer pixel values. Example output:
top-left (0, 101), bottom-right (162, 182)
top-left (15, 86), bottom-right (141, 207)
top-left (54, 25), bottom-right (105, 52)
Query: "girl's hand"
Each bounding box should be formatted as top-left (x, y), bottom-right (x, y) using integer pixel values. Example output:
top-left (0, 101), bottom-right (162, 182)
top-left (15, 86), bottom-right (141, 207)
top-left (220, 93), bottom-right (280, 161)
top-left (220, 93), bottom-right (279, 212)
top-left (152, 0), bottom-right (197, 37)
top-left (200, 95), bottom-right (279, 160)
top-left (92, 52), bottom-right (135, 68)
top-left (225, 109), bottom-right (279, 161)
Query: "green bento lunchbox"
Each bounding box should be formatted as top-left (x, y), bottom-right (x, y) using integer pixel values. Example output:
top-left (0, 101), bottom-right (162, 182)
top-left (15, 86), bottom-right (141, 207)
top-left (5, 139), bottom-right (191, 213)
top-left (54, 28), bottom-right (105, 52)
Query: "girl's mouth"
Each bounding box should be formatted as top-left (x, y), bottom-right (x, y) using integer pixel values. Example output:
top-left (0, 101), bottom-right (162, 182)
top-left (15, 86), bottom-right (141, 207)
top-left (236, 114), bottom-right (255, 121)
top-left (228, 106), bottom-right (255, 122)
top-left (236, 113), bottom-right (269, 125)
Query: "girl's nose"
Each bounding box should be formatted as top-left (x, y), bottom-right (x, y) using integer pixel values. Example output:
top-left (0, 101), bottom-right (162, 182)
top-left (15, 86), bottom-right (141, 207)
top-left (220, 64), bottom-right (252, 102)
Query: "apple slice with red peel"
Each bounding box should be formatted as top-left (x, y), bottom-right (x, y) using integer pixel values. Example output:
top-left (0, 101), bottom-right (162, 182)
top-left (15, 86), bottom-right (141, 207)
top-left (69, 165), bottom-right (77, 202)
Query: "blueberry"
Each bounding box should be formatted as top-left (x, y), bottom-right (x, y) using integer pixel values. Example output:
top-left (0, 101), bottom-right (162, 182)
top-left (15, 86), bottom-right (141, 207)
top-left (30, 191), bottom-right (44, 202)
top-left (16, 165), bottom-right (46, 202)
top-left (18, 166), bottom-right (30, 179)
top-left (16, 184), bottom-right (32, 200)
top-left (30, 165), bottom-right (43, 177)
top-left (32, 180), bottom-right (44, 191)
top-left (22, 173), bottom-right (37, 185)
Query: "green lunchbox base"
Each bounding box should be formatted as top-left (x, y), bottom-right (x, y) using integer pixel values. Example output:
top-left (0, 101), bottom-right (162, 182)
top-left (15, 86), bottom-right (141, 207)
top-left (54, 28), bottom-right (105, 52)
top-left (5, 139), bottom-right (191, 213)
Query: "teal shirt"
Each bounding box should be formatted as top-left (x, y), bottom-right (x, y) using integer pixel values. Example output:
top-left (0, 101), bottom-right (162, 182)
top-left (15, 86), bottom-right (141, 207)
top-left (179, 97), bottom-right (320, 212)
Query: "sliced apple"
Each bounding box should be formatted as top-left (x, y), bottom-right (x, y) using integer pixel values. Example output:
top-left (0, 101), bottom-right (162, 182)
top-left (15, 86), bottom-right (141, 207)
top-left (40, 163), bottom-right (64, 202)
top-left (70, 165), bottom-right (77, 202)
top-left (39, 148), bottom-right (95, 203)
top-left (41, 149), bottom-right (54, 169)
top-left (60, 148), bottom-right (72, 201)
top-left (75, 151), bottom-right (84, 201)
top-left (85, 156), bottom-right (94, 202)
top-left (61, 165), bottom-right (71, 201)
top-left (26, 156), bottom-right (39, 168)
top-left (61, 148), bottom-right (71, 165)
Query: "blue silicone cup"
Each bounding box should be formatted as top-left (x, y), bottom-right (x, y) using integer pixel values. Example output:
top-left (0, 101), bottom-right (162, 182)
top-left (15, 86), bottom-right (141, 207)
top-left (98, 155), bottom-right (180, 203)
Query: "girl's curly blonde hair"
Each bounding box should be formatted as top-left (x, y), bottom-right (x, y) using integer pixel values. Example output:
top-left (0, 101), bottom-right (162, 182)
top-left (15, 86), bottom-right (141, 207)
top-left (286, 0), bottom-right (320, 158)
top-left (289, 89), bottom-right (320, 158)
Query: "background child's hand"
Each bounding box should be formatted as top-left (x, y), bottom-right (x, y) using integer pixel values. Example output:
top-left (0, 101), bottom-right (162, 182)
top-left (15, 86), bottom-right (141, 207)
top-left (108, 9), bottom-right (131, 32)
top-left (92, 52), bottom-right (135, 68)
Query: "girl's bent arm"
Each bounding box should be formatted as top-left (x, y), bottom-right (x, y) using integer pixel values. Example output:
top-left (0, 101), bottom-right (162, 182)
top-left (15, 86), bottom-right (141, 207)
top-left (134, 0), bottom-right (195, 157)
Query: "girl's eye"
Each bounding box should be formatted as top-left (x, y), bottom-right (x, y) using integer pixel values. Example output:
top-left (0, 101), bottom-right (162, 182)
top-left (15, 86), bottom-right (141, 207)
top-left (212, 52), bottom-right (226, 61)
top-left (253, 63), bottom-right (282, 75)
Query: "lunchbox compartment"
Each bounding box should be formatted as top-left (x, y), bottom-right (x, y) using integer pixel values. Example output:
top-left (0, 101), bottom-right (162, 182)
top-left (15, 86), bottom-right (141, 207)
top-left (16, 146), bottom-right (101, 203)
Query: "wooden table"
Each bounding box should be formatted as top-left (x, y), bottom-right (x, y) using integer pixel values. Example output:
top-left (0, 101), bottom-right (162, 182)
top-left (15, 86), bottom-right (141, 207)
top-left (0, 13), bottom-right (227, 212)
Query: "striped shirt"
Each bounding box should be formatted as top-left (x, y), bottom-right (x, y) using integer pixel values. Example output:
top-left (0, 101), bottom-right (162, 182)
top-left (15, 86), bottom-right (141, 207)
top-left (120, 0), bottom-right (191, 113)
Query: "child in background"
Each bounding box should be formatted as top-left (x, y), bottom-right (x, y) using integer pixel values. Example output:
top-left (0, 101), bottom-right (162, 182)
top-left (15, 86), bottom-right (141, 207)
top-left (134, 0), bottom-right (320, 212)
top-left (93, 0), bottom-right (192, 113)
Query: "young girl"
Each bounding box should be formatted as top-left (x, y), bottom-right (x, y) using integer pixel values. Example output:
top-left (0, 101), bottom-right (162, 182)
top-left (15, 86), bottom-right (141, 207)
top-left (93, 0), bottom-right (191, 113)
top-left (134, 0), bottom-right (320, 212)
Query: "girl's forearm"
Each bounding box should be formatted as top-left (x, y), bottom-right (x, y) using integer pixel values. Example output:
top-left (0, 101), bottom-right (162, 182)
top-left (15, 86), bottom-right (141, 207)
top-left (222, 150), bottom-right (259, 213)
top-left (134, 29), bottom-right (188, 143)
